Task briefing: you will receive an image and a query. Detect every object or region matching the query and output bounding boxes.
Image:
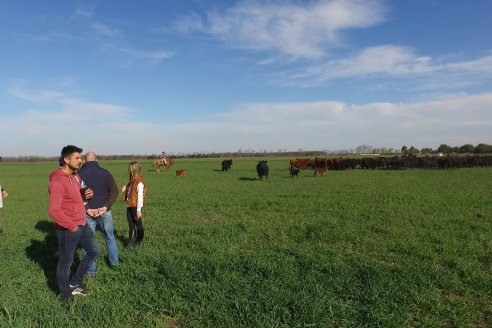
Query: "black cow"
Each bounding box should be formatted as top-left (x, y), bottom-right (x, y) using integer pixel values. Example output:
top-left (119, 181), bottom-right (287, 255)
top-left (221, 159), bottom-right (233, 172)
top-left (256, 161), bottom-right (269, 180)
top-left (290, 167), bottom-right (300, 178)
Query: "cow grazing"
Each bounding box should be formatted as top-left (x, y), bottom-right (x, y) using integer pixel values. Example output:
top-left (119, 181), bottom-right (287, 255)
top-left (256, 161), bottom-right (269, 180)
top-left (221, 159), bottom-right (233, 172)
top-left (290, 159), bottom-right (315, 170)
top-left (314, 167), bottom-right (328, 176)
top-left (175, 169), bottom-right (187, 177)
top-left (290, 167), bottom-right (300, 178)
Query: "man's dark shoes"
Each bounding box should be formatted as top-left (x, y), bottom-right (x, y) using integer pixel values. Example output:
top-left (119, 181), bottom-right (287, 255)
top-left (61, 295), bottom-right (73, 305)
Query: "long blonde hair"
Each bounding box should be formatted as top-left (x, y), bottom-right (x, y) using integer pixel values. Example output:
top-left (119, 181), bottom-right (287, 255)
top-left (128, 161), bottom-right (142, 181)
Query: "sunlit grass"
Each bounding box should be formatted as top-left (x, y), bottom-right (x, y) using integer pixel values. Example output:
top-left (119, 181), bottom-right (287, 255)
top-left (0, 158), bottom-right (491, 327)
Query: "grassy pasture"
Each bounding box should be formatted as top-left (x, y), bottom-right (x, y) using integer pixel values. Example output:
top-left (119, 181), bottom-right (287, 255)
top-left (0, 157), bottom-right (491, 327)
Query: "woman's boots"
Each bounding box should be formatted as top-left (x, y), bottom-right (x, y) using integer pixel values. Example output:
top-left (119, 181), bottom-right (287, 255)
top-left (127, 228), bottom-right (137, 248)
top-left (127, 228), bottom-right (144, 248)
top-left (136, 229), bottom-right (144, 245)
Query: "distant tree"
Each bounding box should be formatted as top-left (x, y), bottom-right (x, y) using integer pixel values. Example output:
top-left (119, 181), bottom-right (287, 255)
top-left (438, 144), bottom-right (453, 154)
top-left (356, 145), bottom-right (373, 154)
top-left (408, 146), bottom-right (419, 155)
top-left (401, 146), bottom-right (408, 154)
top-left (420, 147), bottom-right (433, 154)
top-left (459, 144), bottom-right (474, 154)
top-left (474, 143), bottom-right (492, 153)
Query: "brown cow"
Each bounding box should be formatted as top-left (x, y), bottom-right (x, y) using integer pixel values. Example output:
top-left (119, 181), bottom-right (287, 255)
top-left (290, 159), bottom-right (315, 170)
top-left (175, 169), bottom-right (187, 176)
top-left (314, 167), bottom-right (328, 176)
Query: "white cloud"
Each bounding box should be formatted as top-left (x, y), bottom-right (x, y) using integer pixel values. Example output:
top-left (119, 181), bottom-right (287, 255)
top-left (175, 0), bottom-right (387, 59)
top-left (173, 13), bottom-right (206, 34)
top-left (91, 22), bottom-right (124, 38)
top-left (5, 85), bottom-right (130, 132)
top-left (273, 46), bottom-right (492, 89)
top-left (102, 44), bottom-right (174, 63)
top-left (70, 7), bottom-right (174, 63)
top-left (8, 85), bottom-right (65, 103)
top-left (147, 93), bottom-right (492, 153)
top-left (3, 85), bottom-right (491, 156)
top-left (444, 55), bottom-right (492, 74)
top-left (72, 5), bottom-right (95, 19)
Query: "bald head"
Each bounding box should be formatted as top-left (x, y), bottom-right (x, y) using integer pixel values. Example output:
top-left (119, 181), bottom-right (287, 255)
top-left (85, 151), bottom-right (97, 162)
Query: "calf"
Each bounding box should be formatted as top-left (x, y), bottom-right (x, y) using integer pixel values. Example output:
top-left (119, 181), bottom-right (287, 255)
top-left (175, 169), bottom-right (187, 177)
top-left (314, 167), bottom-right (328, 176)
top-left (221, 159), bottom-right (233, 172)
top-left (290, 167), bottom-right (300, 178)
top-left (256, 160), bottom-right (269, 180)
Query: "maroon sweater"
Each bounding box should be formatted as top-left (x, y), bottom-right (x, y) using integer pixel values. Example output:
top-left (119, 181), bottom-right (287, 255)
top-left (48, 168), bottom-right (86, 231)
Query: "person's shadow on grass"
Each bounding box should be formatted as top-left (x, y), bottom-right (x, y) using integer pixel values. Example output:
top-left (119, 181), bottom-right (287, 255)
top-left (238, 177), bottom-right (258, 181)
top-left (25, 220), bottom-right (80, 294)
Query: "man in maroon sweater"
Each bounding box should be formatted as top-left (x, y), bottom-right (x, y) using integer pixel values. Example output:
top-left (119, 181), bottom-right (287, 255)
top-left (48, 145), bottom-right (100, 301)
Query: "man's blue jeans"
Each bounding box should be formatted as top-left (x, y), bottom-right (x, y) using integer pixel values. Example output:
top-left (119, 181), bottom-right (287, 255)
top-left (56, 224), bottom-right (100, 300)
top-left (84, 210), bottom-right (119, 275)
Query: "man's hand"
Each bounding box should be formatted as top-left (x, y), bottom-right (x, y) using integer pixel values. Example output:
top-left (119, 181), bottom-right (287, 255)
top-left (97, 206), bottom-right (108, 217)
top-left (84, 188), bottom-right (94, 200)
top-left (87, 207), bottom-right (108, 218)
top-left (69, 226), bottom-right (78, 233)
top-left (86, 208), bottom-right (99, 217)
top-left (136, 210), bottom-right (142, 220)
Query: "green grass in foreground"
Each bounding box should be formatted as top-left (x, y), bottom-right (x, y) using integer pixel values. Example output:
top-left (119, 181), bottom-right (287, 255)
top-left (0, 158), bottom-right (491, 327)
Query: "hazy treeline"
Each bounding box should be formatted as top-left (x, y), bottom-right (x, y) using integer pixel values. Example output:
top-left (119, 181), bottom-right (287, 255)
top-left (0, 154), bottom-right (158, 163)
top-left (1, 143), bottom-right (492, 163)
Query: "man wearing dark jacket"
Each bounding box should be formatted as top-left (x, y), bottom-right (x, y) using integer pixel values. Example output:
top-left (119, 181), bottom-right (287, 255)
top-left (78, 151), bottom-right (119, 277)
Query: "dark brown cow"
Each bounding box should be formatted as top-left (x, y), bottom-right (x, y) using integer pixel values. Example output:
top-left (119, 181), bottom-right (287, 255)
top-left (221, 159), bottom-right (233, 172)
top-left (290, 167), bottom-right (300, 178)
top-left (257, 161), bottom-right (269, 180)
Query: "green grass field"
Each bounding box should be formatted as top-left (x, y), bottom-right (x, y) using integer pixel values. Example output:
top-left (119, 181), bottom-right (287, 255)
top-left (0, 158), bottom-right (491, 327)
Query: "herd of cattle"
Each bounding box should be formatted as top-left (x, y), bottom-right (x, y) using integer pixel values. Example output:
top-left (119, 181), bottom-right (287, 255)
top-left (289, 155), bottom-right (492, 171)
top-left (159, 154), bottom-right (492, 180)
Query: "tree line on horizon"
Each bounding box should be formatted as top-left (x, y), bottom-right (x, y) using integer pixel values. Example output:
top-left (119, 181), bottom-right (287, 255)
top-left (1, 143), bottom-right (491, 163)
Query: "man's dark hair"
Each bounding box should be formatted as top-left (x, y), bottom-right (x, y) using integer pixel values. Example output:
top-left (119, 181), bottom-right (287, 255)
top-left (61, 145), bottom-right (83, 159)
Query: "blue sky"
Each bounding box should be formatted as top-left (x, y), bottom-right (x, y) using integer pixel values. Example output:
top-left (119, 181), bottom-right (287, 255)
top-left (1, 0), bottom-right (491, 156)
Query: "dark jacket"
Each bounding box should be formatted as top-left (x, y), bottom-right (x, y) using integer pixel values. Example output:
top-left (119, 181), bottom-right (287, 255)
top-left (78, 161), bottom-right (118, 210)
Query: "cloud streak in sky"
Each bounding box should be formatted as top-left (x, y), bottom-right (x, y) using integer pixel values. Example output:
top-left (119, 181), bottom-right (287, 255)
top-left (175, 0), bottom-right (387, 59)
top-left (272, 45), bottom-right (492, 89)
top-left (91, 22), bottom-right (124, 38)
